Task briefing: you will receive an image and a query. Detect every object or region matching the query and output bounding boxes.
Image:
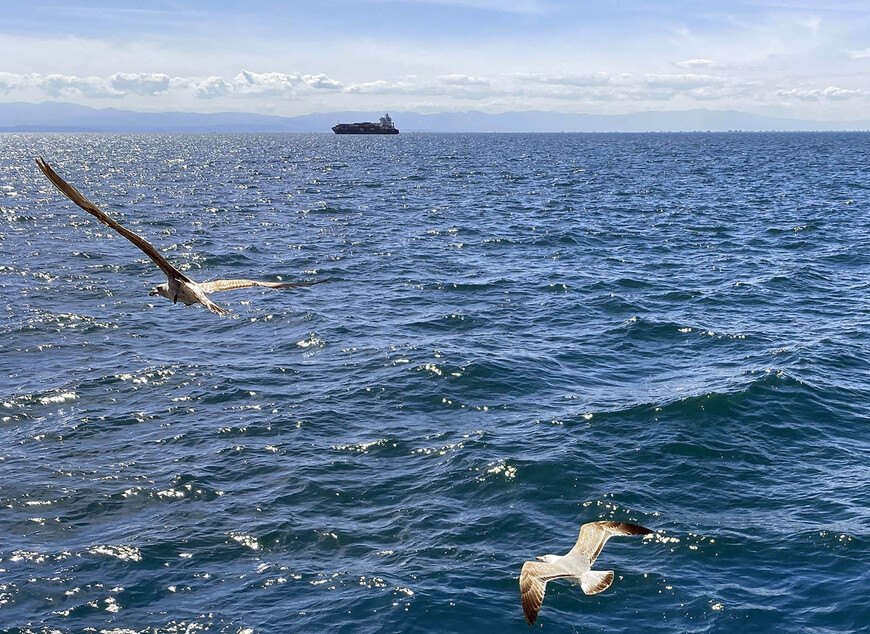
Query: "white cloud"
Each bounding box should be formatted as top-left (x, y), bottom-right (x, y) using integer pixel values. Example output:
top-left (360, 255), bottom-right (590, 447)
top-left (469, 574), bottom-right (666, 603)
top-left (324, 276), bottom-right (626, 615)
top-left (499, 72), bottom-right (766, 104)
top-left (302, 73), bottom-right (343, 90)
top-left (345, 80), bottom-right (419, 94)
top-left (191, 70), bottom-right (343, 98)
top-left (511, 72), bottom-right (610, 86)
top-left (35, 73), bottom-right (121, 98)
top-left (337, 70), bottom-right (768, 106)
top-left (194, 76), bottom-right (231, 99)
top-left (845, 48), bottom-right (870, 59)
top-left (344, 75), bottom-right (498, 99)
top-left (643, 73), bottom-right (726, 89)
top-left (0, 68), bottom-right (345, 102)
top-left (437, 74), bottom-right (491, 86)
top-left (776, 86), bottom-right (866, 100)
top-left (109, 72), bottom-right (170, 95)
top-left (232, 70), bottom-right (343, 95)
top-left (0, 72), bottom-right (24, 94)
top-left (234, 70), bottom-right (301, 95)
top-left (675, 59), bottom-right (724, 69)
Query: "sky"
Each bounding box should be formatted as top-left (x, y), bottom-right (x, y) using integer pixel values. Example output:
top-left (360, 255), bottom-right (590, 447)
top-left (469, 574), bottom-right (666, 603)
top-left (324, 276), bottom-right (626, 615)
top-left (1, 0), bottom-right (869, 120)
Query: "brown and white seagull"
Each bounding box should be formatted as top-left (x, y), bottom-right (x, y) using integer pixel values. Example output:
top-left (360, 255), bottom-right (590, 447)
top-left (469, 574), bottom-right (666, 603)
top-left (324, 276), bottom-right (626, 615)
top-left (36, 157), bottom-right (323, 314)
top-left (519, 520), bottom-right (652, 626)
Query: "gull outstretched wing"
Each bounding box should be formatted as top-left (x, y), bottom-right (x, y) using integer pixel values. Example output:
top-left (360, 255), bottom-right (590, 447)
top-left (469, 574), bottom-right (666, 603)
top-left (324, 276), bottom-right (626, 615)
top-left (199, 278), bottom-right (326, 294)
top-left (519, 561), bottom-right (572, 626)
top-left (36, 157), bottom-right (192, 284)
top-left (569, 521), bottom-right (652, 565)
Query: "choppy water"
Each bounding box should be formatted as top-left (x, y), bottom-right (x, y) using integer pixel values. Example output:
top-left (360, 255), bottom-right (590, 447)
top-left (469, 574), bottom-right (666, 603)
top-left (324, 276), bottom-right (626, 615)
top-left (1, 132), bottom-right (869, 633)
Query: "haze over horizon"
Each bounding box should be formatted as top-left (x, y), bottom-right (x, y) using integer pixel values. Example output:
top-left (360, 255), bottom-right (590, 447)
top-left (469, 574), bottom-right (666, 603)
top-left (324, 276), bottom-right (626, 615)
top-left (2, 1), bottom-right (870, 124)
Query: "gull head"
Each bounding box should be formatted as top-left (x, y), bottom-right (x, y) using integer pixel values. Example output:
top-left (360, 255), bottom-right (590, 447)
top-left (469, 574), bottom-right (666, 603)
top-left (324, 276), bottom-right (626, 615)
top-left (536, 555), bottom-right (559, 563)
top-left (150, 283), bottom-right (170, 299)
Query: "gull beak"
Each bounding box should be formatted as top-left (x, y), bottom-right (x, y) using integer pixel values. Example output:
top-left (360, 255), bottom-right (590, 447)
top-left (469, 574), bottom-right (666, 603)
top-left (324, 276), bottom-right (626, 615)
top-left (536, 556), bottom-right (546, 561)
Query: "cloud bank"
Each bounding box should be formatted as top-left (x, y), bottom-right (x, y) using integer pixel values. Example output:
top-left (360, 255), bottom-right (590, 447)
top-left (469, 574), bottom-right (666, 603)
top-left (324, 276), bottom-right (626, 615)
top-left (0, 66), bottom-right (867, 117)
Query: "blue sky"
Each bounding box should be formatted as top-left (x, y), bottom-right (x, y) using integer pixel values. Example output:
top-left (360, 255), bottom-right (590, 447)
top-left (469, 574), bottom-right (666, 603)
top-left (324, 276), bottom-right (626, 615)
top-left (1, 0), bottom-right (869, 119)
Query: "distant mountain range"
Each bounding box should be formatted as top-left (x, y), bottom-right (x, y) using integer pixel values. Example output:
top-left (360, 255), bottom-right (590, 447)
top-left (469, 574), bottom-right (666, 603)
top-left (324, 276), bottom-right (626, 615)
top-left (2, 101), bottom-right (869, 133)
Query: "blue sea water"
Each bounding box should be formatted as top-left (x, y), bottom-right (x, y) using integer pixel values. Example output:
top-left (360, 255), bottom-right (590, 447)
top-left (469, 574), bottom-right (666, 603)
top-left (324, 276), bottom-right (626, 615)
top-left (1, 132), bottom-right (868, 633)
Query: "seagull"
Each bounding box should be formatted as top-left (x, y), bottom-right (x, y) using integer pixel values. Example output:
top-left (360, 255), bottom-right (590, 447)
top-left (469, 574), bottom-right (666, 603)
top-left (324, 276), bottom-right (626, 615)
top-left (519, 520), bottom-right (652, 626)
top-left (36, 157), bottom-right (323, 314)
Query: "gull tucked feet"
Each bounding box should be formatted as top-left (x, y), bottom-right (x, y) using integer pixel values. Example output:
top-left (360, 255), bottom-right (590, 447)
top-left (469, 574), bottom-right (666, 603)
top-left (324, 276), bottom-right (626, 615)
top-left (519, 520), bottom-right (652, 626)
top-left (36, 158), bottom-right (324, 314)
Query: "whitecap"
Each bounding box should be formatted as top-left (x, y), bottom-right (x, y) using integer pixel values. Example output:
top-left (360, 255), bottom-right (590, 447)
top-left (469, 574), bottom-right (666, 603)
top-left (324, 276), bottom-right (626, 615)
top-left (89, 544), bottom-right (142, 562)
top-left (38, 391), bottom-right (78, 405)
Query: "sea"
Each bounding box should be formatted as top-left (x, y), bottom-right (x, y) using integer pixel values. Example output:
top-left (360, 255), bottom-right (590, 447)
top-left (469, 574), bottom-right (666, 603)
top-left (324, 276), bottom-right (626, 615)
top-left (1, 132), bottom-right (868, 633)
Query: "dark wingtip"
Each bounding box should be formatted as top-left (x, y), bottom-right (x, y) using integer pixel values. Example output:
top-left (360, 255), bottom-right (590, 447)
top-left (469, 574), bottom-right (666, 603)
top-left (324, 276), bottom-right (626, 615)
top-left (595, 520), bottom-right (654, 536)
top-left (522, 601), bottom-right (537, 627)
top-left (624, 522), bottom-right (654, 535)
top-left (35, 157), bottom-right (57, 183)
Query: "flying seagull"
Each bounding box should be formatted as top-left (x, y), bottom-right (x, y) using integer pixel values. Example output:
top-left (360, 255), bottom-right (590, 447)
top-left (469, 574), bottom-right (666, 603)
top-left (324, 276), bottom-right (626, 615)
top-left (36, 157), bottom-right (323, 314)
top-left (519, 520), bottom-right (652, 626)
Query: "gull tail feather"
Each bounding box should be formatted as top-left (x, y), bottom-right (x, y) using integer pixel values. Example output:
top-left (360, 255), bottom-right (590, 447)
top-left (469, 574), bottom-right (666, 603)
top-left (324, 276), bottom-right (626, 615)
top-left (185, 282), bottom-right (229, 315)
top-left (203, 297), bottom-right (228, 315)
top-left (581, 570), bottom-right (614, 595)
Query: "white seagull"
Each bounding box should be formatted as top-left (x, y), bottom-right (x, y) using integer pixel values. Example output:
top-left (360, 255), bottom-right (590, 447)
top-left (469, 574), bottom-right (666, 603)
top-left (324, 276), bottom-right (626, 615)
top-left (36, 157), bottom-right (323, 314)
top-left (519, 520), bottom-right (652, 626)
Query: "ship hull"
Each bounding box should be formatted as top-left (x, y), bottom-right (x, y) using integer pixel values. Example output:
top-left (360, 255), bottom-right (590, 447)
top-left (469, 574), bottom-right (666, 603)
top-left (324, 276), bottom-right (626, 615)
top-left (333, 127), bottom-right (399, 135)
top-left (332, 123), bottom-right (399, 134)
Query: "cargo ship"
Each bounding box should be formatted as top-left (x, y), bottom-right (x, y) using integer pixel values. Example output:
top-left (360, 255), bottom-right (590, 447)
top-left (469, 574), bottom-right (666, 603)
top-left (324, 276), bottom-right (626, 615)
top-left (332, 113), bottom-right (399, 134)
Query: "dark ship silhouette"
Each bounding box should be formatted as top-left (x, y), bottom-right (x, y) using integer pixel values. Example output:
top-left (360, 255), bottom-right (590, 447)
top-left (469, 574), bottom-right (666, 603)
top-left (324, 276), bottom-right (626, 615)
top-left (332, 113), bottom-right (399, 135)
